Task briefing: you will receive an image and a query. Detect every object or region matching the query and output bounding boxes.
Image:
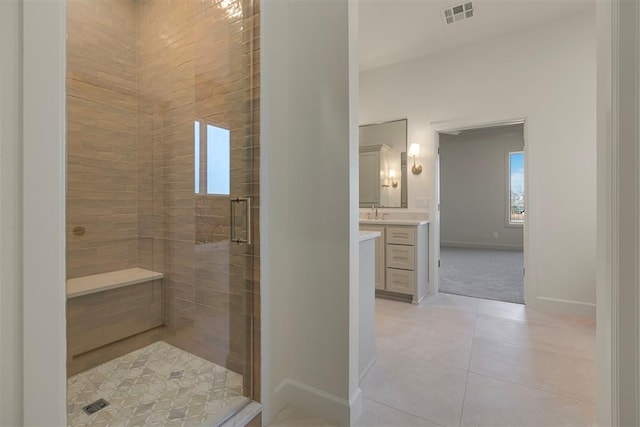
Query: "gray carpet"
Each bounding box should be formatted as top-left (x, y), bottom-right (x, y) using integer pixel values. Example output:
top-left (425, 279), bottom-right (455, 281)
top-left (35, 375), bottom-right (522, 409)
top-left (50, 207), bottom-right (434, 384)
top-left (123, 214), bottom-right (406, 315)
top-left (439, 246), bottom-right (524, 304)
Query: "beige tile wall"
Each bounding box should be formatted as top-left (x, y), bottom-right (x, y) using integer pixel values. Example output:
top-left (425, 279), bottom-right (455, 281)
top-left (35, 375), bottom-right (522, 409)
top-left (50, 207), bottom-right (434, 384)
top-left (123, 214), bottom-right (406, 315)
top-left (67, 281), bottom-right (163, 374)
top-left (66, 0), bottom-right (139, 279)
top-left (67, 0), bottom-right (261, 400)
top-left (68, 327), bottom-right (163, 377)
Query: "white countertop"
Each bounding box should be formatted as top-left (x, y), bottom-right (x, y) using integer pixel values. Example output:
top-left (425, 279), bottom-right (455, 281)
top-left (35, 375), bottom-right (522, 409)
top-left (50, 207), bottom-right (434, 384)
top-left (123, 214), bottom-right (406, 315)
top-left (359, 219), bottom-right (430, 226)
top-left (359, 230), bottom-right (382, 242)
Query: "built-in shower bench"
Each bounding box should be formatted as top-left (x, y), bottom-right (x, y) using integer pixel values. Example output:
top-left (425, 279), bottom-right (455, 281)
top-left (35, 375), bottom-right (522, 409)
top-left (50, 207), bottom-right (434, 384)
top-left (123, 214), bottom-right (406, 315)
top-left (66, 267), bottom-right (163, 298)
top-left (66, 268), bottom-right (165, 376)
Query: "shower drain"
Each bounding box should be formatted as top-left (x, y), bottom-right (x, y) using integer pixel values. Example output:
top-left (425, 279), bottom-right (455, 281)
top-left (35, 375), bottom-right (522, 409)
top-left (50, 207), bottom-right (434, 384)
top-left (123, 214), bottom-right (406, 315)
top-left (82, 398), bottom-right (109, 415)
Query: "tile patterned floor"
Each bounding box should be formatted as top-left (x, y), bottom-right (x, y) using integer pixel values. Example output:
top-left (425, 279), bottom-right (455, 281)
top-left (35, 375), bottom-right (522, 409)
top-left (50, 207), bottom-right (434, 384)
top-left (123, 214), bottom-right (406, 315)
top-left (269, 293), bottom-right (597, 427)
top-left (67, 341), bottom-right (247, 427)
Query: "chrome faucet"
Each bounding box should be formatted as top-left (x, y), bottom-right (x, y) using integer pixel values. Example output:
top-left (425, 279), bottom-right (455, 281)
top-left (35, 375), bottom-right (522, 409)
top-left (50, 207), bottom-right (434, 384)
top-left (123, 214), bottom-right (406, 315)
top-left (371, 204), bottom-right (378, 219)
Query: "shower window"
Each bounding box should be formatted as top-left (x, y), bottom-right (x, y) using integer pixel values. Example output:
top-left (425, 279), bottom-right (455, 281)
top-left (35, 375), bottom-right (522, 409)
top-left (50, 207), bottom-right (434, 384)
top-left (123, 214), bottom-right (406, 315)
top-left (195, 120), bottom-right (231, 195)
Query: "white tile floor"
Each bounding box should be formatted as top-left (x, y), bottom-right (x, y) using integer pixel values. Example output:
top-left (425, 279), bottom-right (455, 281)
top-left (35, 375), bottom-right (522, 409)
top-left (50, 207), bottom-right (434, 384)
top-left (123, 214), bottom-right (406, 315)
top-left (67, 341), bottom-right (248, 427)
top-left (270, 293), bottom-right (597, 427)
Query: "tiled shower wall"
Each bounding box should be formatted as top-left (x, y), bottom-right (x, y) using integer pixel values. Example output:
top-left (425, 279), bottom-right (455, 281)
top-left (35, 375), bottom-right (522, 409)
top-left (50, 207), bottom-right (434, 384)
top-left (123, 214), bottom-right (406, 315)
top-left (67, 0), bottom-right (139, 279)
top-left (66, 0), bottom-right (260, 399)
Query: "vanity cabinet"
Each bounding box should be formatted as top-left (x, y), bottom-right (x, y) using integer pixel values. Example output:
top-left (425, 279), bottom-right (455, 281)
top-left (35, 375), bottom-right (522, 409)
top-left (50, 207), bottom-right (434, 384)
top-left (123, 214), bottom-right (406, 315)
top-left (359, 225), bottom-right (385, 290)
top-left (360, 222), bottom-right (430, 304)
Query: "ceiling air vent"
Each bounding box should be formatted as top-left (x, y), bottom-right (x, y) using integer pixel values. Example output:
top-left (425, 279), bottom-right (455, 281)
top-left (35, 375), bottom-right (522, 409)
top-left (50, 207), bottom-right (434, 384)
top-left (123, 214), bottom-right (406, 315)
top-left (442, 2), bottom-right (474, 25)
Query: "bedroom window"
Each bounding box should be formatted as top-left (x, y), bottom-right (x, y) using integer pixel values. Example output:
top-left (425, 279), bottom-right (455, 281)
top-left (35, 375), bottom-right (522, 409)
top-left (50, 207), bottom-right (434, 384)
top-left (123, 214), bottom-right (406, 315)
top-left (508, 151), bottom-right (525, 225)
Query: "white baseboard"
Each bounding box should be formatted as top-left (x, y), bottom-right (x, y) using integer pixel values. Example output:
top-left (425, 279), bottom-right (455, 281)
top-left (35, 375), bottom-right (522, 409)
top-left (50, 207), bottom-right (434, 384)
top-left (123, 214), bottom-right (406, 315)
top-left (441, 241), bottom-right (523, 251)
top-left (272, 379), bottom-right (362, 426)
top-left (349, 388), bottom-right (363, 425)
top-left (528, 296), bottom-right (596, 317)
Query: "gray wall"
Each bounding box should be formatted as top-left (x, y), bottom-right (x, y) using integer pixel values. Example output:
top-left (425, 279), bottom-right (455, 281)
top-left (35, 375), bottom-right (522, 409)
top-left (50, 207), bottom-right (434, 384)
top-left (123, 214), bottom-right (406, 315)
top-left (440, 124), bottom-right (524, 250)
top-left (261, 0), bottom-right (360, 423)
top-left (0, 0), bottom-right (23, 424)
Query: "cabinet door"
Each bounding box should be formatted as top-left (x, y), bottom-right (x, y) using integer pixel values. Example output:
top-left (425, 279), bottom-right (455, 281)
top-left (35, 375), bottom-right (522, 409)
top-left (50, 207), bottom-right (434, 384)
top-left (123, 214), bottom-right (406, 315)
top-left (359, 151), bottom-right (380, 206)
top-left (360, 225), bottom-right (385, 290)
top-left (386, 244), bottom-right (415, 270)
top-left (386, 268), bottom-right (414, 295)
top-left (386, 227), bottom-right (415, 245)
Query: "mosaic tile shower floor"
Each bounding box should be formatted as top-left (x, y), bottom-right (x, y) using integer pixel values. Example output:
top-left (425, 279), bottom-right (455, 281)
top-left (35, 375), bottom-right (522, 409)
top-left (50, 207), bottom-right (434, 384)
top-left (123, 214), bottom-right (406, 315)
top-left (67, 341), bottom-right (247, 427)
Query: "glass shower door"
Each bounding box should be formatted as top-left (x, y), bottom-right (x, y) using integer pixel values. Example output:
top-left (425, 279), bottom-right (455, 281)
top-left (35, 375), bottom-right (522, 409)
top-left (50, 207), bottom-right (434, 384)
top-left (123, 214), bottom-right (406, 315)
top-left (138, 0), bottom-right (260, 417)
top-left (65, 0), bottom-right (259, 424)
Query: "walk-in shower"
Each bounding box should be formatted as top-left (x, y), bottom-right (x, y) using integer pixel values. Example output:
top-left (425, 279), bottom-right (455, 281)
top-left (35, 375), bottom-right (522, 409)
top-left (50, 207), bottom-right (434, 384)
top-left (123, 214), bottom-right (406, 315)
top-left (65, 0), bottom-right (260, 424)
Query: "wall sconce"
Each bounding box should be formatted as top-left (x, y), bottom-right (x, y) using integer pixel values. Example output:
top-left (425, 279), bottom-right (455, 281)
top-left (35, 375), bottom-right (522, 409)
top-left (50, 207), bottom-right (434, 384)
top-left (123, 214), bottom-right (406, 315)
top-left (408, 143), bottom-right (422, 174)
top-left (389, 169), bottom-right (398, 188)
top-left (382, 169), bottom-right (398, 188)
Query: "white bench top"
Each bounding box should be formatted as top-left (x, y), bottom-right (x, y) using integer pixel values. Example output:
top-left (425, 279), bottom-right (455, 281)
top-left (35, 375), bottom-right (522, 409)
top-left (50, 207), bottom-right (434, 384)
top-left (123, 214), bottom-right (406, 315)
top-left (67, 267), bottom-right (163, 298)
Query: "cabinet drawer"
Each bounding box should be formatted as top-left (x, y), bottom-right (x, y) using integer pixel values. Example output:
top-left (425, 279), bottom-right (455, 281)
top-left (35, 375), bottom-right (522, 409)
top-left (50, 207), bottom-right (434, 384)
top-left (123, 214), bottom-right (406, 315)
top-left (386, 244), bottom-right (415, 270)
top-left (386, 268), bottom-right (414, 294)
top-left (386, 227), bottom-right (415, 245)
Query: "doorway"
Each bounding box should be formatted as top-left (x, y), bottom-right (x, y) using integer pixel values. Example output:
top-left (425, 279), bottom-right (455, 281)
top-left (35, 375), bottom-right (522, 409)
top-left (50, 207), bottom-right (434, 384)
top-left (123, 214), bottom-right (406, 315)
top-left (437, 123), bottom-right (526, 304)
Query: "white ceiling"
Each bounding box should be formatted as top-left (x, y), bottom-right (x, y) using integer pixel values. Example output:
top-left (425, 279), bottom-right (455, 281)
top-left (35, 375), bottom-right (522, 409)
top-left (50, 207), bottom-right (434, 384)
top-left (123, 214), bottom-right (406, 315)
top-left (359, 0), bottom-right (595, 71)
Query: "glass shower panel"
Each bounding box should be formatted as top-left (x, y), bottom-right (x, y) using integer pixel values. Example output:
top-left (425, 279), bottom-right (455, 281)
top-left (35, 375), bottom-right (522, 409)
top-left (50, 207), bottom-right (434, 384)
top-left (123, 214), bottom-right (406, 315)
top-left (136, 0), bottom-right (258, 408)
top-left (66, 0), bottom-right (259, 424)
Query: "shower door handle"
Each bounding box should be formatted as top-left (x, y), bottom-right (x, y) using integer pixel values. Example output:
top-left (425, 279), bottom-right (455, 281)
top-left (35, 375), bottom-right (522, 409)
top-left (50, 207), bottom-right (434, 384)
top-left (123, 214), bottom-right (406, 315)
top-left (230, 197), bottom-right (252, 245)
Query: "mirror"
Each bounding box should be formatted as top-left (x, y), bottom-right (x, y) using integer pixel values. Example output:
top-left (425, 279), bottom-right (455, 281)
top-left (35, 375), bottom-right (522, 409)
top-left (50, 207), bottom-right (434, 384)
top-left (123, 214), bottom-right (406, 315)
top-left (359, 119), bottom-right (408, 208)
